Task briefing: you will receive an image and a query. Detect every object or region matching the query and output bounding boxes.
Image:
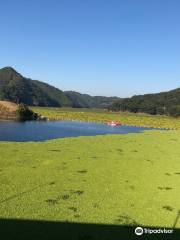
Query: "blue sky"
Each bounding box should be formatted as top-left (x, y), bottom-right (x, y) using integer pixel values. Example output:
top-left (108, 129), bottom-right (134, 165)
top-left (0, 0), bottom-right (180, 97)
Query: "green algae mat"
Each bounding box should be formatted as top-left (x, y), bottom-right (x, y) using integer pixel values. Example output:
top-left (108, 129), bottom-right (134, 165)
top-left (0, 130), bottom-right (180, 238)
top-left (32, 106), bottom-right (180, 129)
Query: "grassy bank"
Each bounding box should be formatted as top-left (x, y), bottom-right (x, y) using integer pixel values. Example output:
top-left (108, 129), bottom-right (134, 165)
top-left (31, 107), bottom-right (180, 129)
top-left (1, 130), bottom-right (180, 230)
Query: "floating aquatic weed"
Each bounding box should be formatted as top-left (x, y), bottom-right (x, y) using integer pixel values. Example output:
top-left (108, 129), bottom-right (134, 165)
top-left (49, 181), bottom-right (55, 185)
top-left (61, 194), bottom-right (70, 200)
top-left (93, 203), bottom-right (99, 208)
top-left (45, 199), bottom-right (59, 205)
top-left (77, 170), bottom-right (87, 174)
top-left (32, 107), bottom-right (180, 129)
top-left (115, 215), bottom-right (138, 225)
top-left (163, 206), bottom-right (173, 211)
top-left (165, 173), bottom-right (171, 176)
top-left (50, 149), bottom-right (61, 152)
top-left (158, 187), bottom-right (172, 190)
top-left (129, 185), bottom-right (135, 190)
top-left (68, 207), bottom-right (78, 212)
top-left (145, 159), bottom-right (153, 164)
top-left (71, 190), bottom-right (84, 196)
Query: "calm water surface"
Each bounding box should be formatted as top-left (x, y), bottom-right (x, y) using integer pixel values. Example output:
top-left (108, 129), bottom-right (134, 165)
top-left (0, 120), bottom-right (154, 142)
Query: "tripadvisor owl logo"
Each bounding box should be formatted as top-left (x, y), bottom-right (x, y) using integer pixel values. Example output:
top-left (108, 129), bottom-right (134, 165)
top-left (135, 227), bottom-right (174, 235)
top-left (135, 227), bottom-right (143, 235)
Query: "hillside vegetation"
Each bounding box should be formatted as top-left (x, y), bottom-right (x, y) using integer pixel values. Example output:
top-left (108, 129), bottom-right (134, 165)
top-left (65, 91), bottom-right (119, 108)
top-left (110, 89), bottom-right (180, 116)
top-left (0, 67), bottom-right (119, 108)
top-left (1, 66), bottom-right (180, 116)
top-left (0, 67), bottom-right (70, 107)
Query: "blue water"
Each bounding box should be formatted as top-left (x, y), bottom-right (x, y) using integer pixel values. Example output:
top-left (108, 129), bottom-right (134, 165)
top-left (0, 120), bottom-right (153, 142)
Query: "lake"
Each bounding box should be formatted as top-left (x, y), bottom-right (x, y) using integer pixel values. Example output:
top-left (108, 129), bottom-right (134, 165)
top-left (0, 120), bottom-right (154, 142)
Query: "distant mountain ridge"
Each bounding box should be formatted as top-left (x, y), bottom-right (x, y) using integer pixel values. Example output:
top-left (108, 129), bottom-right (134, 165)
top-left (0, 67), bottom-right (120, 108)
top-left (0, 67), bottom-right (70, 107)
top-left (1, 66), bottom-right (180, 115)
top-left (110, 88), bottom-right (180, 116)
top-left (65, 91), bottom-right (119, 108)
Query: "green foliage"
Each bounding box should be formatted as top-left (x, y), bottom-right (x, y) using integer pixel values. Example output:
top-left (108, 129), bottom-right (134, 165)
top-left (17, 104), bottom-right (38, 121)
top-left (0, 67), bottom-right (120, 109)
top-left (64, 91), bottom-right (92, 108)
top-left (110, 89), bottom-right (180, 116)
top-left (167, 105), bottom-right (180, 117)
top-left (1, 66), bottom-right (180, 115)
top-left (64, 91), bottom-right (120, 108)
top-left (0, 67), bottom-right (71, 107)
top-left (0, 131), bottom-right (180, 228)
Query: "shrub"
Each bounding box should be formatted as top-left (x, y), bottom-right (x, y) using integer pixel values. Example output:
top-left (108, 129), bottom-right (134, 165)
top-left (168, 105), bottom-right (180, 117)
top-left (17, 104), bottom-right (38, 121)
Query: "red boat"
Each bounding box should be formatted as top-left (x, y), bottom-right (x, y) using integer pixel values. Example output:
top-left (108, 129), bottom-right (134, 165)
top-left (107, 121), bottom-right (121, 127)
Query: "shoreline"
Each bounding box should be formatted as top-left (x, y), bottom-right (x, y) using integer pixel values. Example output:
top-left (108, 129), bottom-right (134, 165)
top-left (0, 117), bottom-right (171, 130)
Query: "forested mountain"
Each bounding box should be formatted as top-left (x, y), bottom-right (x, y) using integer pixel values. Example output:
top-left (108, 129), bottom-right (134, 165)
top-left (110, 89), bottom-right (180, 116)
top-left (65, 91), bottom-right (119, 108)
top-left (1, 66), bottom-right (180, 116)
top-left (0, 67), bottom-right (70, 107)
top-left (0, 67), bottom-right (119, 108)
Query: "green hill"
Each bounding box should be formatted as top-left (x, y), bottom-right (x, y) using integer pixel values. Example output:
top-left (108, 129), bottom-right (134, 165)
top-left (64, 91), bottom-right (119, 108)
top-left (110, 88), bottom-right (180, 116)
top-left (0, 67), bottom-right (120, 108)
top-left (0, 67), bottom-right (70, 107)
top-left (3, 66), bottom-right (180, 115)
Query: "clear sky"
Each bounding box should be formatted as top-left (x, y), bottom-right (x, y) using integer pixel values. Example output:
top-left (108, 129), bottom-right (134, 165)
top-left (0, 0), bottom-right (180, 97)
